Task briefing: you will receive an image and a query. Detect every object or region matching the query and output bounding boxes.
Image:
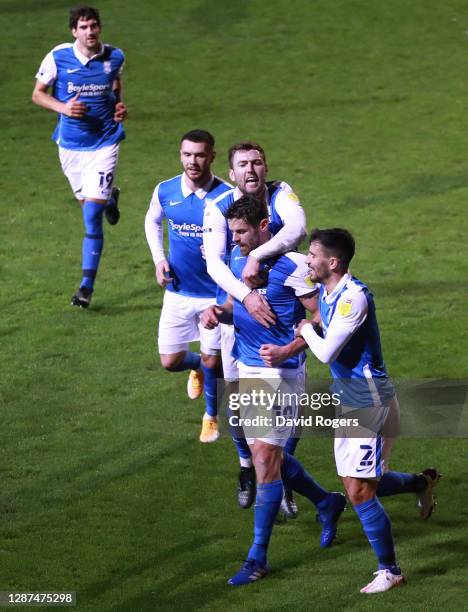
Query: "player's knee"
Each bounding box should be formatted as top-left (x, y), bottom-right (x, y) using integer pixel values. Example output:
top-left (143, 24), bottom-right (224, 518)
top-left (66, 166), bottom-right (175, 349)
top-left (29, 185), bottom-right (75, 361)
top-left (200, 353), bottom-right (220, 369)
top-left (160, 353), bottom-right (184, 370)
top-left (345, 477), bottom-right (377, 506)
top-left (254, 444), bottom-right (282, 480)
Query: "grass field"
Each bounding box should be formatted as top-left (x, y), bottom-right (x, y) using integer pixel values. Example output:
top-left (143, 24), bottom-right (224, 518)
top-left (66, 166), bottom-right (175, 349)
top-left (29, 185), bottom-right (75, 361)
top-left (1, 0), bottom-right (468, 610)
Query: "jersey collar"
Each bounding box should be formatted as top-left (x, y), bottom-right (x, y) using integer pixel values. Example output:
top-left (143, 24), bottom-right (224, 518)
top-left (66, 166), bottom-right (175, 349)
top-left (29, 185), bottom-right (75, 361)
top-left (181, 173), bottom-right (214, 199)
top-left (323, 272), bottom-right (351, 303)
top-left (233, 185), bottom-right (270, 204)
top-left (72, 41), bottom-right (105, 65)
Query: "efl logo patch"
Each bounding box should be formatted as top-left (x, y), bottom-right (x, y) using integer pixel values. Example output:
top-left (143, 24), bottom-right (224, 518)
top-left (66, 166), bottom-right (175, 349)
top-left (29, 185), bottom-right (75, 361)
top-left (288, 192), bottom-right (300, 202)
top-left (337, 299), bottom-right (352, 317)
top-left (104, 61), bottom-right (112, 73)
top-left (304, 275), bottom-right (315, 288)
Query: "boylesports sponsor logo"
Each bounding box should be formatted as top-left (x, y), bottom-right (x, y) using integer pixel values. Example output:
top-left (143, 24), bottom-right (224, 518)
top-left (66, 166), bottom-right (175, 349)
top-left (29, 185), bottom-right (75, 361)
top-left (169, 219), bottom-right (203, 237)
top-left (67, 82), bottom-right (111, 96)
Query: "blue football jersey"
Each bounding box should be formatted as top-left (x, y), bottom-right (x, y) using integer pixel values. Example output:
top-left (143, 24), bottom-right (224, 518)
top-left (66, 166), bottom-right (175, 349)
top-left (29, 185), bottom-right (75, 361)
top-left (230, 246), bottom-right (310, 368)
top-left (36, 43), bottom-right (125, 151)
top-left (319, 277), bottom-right (395, 406)
top-left (157, 175), bottom-right (232, 298)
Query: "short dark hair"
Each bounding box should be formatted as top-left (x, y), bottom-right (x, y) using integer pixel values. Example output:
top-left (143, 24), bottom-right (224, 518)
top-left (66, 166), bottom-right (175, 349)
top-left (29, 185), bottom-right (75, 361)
top-left (180, 129), bottom-right (215, 147)
top-left (228, 141), bottom-right (266, 168)
top-left (309, 228), bottom-right (355, 269)
top-left (225, 195), bottom-right (268, 227)
top-left (69, 6), bottom-right (101, 29)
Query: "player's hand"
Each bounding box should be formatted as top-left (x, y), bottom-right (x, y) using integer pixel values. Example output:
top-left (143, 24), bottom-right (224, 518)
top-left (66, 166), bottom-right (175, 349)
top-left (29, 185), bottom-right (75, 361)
top-left (64, 93), bottom-right (87, 118)
top-left (295, 319), bottom-right (311, 337)
top-left (201, 305), bottom-right (223, 329)
top-left (155, 260), bottom-right (173, 287)
top-left (259, 344), bottom-right (287, 368)
top-left (114, 102), bottom-right (128, 122)
top-left (242, 255), bottom-right (266, 289)
top-left (243, 291), bottom-right (276, 328)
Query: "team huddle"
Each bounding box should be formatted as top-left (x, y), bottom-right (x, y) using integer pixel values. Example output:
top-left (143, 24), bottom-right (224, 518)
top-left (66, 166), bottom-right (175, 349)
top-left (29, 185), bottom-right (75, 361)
top-left (33, 5), bottom-right (440, 596)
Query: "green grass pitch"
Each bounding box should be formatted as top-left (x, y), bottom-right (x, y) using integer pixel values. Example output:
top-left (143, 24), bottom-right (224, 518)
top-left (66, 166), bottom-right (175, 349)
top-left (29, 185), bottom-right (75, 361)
top-left (1, 0), bottom-right (468, 610)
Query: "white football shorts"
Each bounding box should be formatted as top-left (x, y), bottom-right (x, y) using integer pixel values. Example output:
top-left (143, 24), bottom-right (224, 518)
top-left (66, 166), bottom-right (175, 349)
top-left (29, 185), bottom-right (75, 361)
top-left (334, 395), bottom-right (400, 478)
top-left (58, 143), bottom-right (120, 201)
top-left (238, 361), bottom-right (305, 448)
top-left (158, 290), bottom-right (221, 356)
top-left (220, 322), bottom-right (238, 381)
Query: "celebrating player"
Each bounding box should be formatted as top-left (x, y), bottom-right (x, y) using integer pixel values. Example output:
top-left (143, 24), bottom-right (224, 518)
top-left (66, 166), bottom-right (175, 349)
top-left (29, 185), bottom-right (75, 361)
top-left (32, 5), bottom-right (127, 308)
top-left (296, 228), bottom-right (439, 593)
top-left (145, 130), bottom-right (232, 442)
top-left (203, 196), bottom-right (346, 585)
top-left (202, 141), bottom-right (307, 510)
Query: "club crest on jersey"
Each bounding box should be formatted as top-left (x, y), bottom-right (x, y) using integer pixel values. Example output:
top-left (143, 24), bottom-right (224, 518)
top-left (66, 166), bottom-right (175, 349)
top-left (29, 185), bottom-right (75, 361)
top-left (337, 299), bottom-right (352, 317)
top-left (103, 61), bottom-right (112, 74)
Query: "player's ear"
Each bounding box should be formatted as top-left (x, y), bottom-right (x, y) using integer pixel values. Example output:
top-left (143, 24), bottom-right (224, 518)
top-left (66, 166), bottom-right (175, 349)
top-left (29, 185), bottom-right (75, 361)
top-left (260, 218), bottom-right (269, 232)
top-left (229, 168), bottom-right (235, 182)
top-left (211, 149), bottom-right (216, 162)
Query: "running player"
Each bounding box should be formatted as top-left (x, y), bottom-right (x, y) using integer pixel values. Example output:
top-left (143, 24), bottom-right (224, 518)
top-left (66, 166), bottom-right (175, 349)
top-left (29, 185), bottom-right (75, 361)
top-left (32, 5), bottom-right (127, 307)
top-left (145, 130), bottom-right (232, 442)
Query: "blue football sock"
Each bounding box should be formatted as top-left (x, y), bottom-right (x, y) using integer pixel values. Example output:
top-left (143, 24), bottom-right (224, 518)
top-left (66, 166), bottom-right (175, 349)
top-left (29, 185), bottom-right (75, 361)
top-left (284, 437), bottom-right (299, 456)
top-left (81, 200), bottom-right (105, 291)
top-left (354, 497), bottom-right (398, 571)
top-left (225, 403), bottom-right (252, 462)
top-left (201, 362), bottom-right (219, 418)
top-left (232, 436), bottom-right (252, 461)
top-left (377, 471), bottom-right (425, 497)
top-left (166, 351), bottom-right (201, 372)
top-left (248, 480), bottom-right (283, 565)
top-left (281, 452), bottom-right (328, 506)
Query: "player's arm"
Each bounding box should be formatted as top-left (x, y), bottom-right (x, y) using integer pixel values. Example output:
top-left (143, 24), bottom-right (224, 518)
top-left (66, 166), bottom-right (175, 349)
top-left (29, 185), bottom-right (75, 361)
top-left (144, 186), bottom-right (172, 287)
top-left (243, 186), bottom-right (307, 288)
top-left (297, 291), bottom-right (368, 364)
top-left (32, 80), bottom-right (87, 118)
top-left (259, 288), bottom-right (316, 367)
top-left (201, 295), bottom-right (233, 329)
top-left (112, 77), bottom-right (127, 122)
top-left (203, 204), bottom-right (276, 327)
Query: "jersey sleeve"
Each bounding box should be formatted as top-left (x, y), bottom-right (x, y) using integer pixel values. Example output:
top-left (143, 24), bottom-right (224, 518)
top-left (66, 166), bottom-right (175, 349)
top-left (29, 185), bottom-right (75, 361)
top-left (203, 203), bottom-right (251, 303)
top-left (249, 185), bottom-right (307, 261)
top-left (283, 253), bottom-right (319, 297)
top-left (301, 288), bottom-right (368, 363)
top-left (35, 51), bottom-right (57, 86)
top-left (144, 185), bottom-right (166, 265)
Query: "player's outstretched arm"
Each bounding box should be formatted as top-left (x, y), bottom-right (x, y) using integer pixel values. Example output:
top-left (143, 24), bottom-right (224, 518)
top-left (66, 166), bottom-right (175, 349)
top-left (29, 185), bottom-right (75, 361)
top-left (203, 203), bottom-right (276, 327)
top-left (259, 337), bottom-right (308, 368)
top-left (298, 290), bottom-right (368, 364)
top-left (32, 81), bottom-right (87, 118)
top-left (243, 186), bottom-right (307, 288)
top-left (201, 297), bottom-right (233, 329)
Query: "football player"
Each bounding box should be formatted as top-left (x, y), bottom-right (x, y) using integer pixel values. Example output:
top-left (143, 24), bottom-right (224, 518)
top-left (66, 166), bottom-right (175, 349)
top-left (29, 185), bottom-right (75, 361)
top-left (32, 5), bottom-right (127, 308)
top-left (145, 130), bottom-right (232, 442)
